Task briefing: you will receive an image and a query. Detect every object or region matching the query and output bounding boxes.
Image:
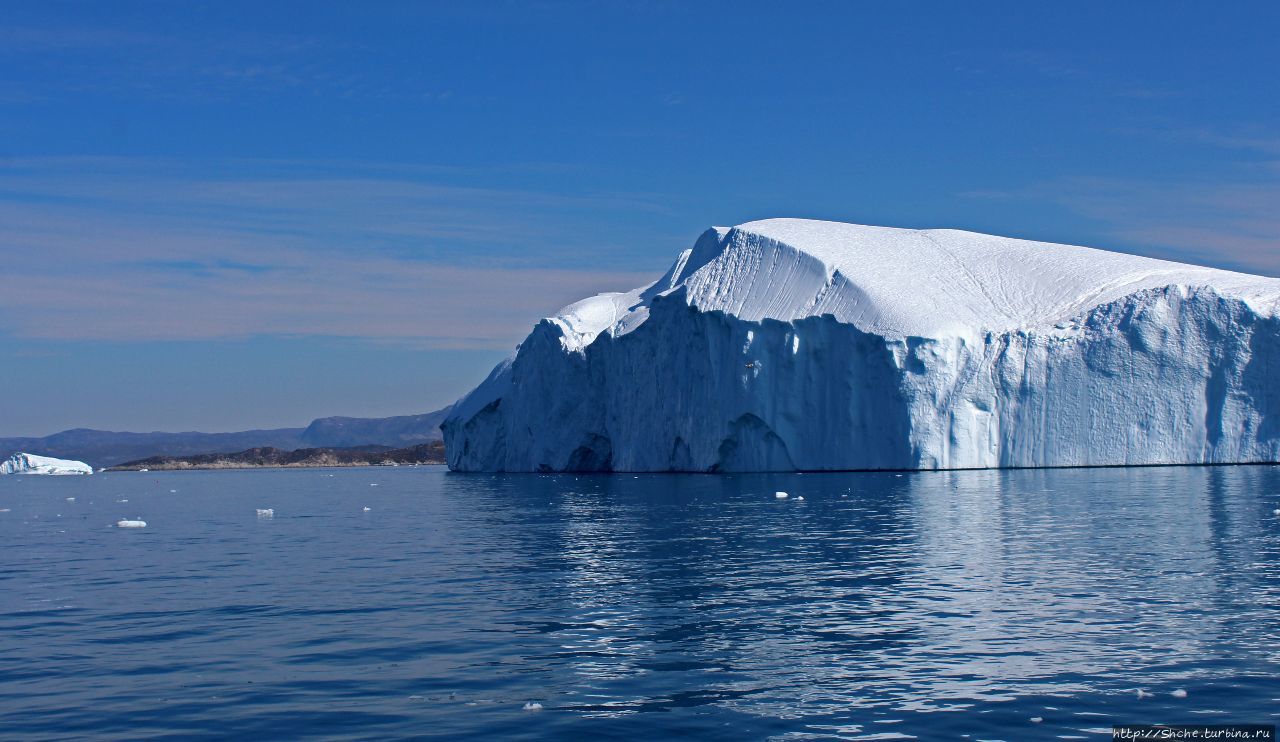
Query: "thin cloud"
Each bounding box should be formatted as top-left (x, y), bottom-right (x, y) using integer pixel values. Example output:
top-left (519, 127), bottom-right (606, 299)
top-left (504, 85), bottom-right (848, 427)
top-left (0, 157), bottom-right (669, 346)
top-left (965, 175), bottom-right (1280, 275)
top-left (1180, 129), bottom-right (1280, 157)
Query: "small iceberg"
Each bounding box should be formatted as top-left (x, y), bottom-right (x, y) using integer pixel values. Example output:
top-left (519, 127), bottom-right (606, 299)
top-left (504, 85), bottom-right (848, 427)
top-left (256, 508), bottom-right (274, 518)
top-left (775, 491), bottom-right (788, 499)
top-left (522, 702), bottom-right (543, 712)
top-left (117, 519), bottom-right (147, 528)
top-left (1, 452), bottom-right (93, 476)
top-left (1171, 688), bottom-right (1188, 698)
top-left (363, 506), bottom-right (372, 512)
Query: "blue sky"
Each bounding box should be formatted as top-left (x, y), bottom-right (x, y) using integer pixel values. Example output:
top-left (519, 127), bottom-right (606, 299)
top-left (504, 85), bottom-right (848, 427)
top-left (2, 1), bottom-right (1278, 436)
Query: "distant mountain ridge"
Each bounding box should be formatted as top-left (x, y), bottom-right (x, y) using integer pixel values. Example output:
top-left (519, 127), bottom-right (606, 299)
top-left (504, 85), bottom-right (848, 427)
top-left (299, 409), bottom-right (453, 448)
top-left (0, 406), bottom-right (451, 468)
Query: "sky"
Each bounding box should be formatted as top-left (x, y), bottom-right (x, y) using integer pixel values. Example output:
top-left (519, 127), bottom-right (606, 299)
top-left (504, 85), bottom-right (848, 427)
top-left (2, 1), bottom-right (1278, 436)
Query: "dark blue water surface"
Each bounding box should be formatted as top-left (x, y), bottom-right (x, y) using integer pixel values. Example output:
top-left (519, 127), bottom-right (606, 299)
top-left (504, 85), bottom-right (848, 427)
top-left (2, 465), bottom-right (1279, 740)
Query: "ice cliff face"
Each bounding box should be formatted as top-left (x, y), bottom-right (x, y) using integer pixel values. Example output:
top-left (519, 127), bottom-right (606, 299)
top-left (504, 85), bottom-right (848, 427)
top-left (443, 219), bottom-right (1280, 472)
top-left (2, 452), bottom-right (94, 475)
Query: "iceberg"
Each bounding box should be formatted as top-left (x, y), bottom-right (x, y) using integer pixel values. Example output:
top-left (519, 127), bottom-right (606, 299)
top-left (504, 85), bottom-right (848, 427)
top-left (443, 219), bottom-right (1280, 472)
top-left (1, 452), bottom-right (94, 475)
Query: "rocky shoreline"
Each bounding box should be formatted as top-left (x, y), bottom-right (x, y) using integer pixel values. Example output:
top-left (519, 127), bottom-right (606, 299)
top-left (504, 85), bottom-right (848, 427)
top-left (107, 442), bottom-right (446, 471)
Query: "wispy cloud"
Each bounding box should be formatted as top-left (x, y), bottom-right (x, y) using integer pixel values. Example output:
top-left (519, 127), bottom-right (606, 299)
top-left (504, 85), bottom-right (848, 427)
top-left (965, 175), bottom-right (1280, 275)
top-left (1178, 129), bottom-right (1280, 157)
top-left (0, 157), bottom-right (667, 346)
top-left (963, 124), bottom-right (1280, 275)
top-left (0, 20), bottom-right (441, 104)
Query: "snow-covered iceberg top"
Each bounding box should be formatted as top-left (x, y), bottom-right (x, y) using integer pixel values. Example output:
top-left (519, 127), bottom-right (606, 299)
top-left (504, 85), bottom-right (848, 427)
top-left (1, 452), bottom-right (94, 475)
top-left (555, 218), bottom-right (1280, 346)
top-left (444, 219), bottom-right (1280, 472)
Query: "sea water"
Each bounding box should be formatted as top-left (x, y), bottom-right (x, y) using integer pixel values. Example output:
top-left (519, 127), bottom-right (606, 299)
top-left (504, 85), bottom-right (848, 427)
top-left (1, 466), bottom-right (1278, 739)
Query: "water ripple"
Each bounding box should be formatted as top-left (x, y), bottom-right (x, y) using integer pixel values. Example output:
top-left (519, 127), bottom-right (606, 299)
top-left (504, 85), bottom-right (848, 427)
top-left (1, 465), bottom-right (1279, 738)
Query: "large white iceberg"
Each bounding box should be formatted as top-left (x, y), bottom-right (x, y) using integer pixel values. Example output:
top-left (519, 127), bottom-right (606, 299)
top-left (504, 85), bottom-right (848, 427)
top-left (1, 452), bottom-right (94, 475)
top-left (443, 219), bottom-right (1280, 472)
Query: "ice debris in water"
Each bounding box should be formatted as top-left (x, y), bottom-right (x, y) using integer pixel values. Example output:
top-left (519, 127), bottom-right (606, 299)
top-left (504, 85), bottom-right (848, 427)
top-left (117, 519), bottom-right (147, 528)
top-left (1273, 508), bottom-right (1280, 515)
top-left (775, 491), bottom-right (788, 499)
top-left (1030, 717), bottom-right (1043, 723)
top-left (796, 495), bottom-right (805, 501)
top-left (1171, 689), bottom-right (1188, 698)
top-left (256, 508), bottom-right (274, 518)
top-left (363, 506), bottom-right (372, 512)
top-left (370, 483), bottom-right (379, 487)
top-left (522, 702), bottom-right (543, 712)
top-left (65, 497), bottom-right (75, 502)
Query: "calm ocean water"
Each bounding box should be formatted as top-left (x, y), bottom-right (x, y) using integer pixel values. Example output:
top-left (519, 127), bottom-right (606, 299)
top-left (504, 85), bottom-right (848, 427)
top-left (1, 465), bottom-right (1278, 740)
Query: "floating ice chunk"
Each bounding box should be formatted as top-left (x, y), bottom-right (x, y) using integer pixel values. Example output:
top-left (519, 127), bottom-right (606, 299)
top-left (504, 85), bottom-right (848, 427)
top-left (1030, 717), bottom-right (1043, 723)
top-left (256, 508), bottom-right (274, 518)
top-left (1273, 508), bottom-right (1280, 516)
top-left (1171, 688), bottom-right (1188, 698)
top-left (363, 506), bottom-right (372, 512)
top-left (66, 497), bottom-right (75, 501)
top-left (370, 483), bottom-right (379, 487)
top-left (522, 702), bottom-right (543, 712)
top-left (775, 491), bottom-right (788, 499)
top-left (444, 219), bottom-right (1280, 473)
top-left (117, 499), bottom-right (128, 503)
top-left (170, 489), bottom-right (177, 493)
top-left (2, 453), bottom-right (92, 476)
top-left (117, 519), bottom-right (147, 528)
top-left (0, 508), bottom-right (10, 513)
top-left (795, 495), bottom-right (805, 500)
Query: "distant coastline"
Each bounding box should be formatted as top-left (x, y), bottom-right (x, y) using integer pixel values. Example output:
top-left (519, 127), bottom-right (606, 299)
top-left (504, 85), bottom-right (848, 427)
top-left (2, 406), bottom-right (451, 469)
top-left (107, 442), bottom-right (446, 471)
